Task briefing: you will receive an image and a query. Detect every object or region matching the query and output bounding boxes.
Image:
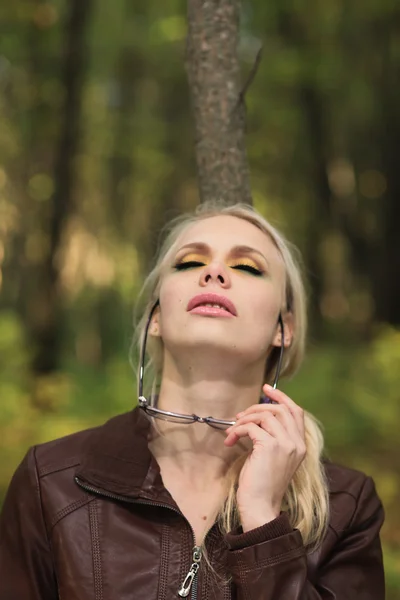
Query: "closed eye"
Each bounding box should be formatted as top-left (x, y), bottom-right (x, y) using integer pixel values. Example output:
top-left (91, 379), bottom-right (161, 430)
top-left (174, 261), bottom-right (263, 275)
top-left (232, 264), bottom-right (263, 276)
top-left (174, 260), bottom-right (205, 271)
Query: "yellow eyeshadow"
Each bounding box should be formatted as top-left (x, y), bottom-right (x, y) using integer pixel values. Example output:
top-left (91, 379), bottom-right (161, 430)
top-left (178, 253), bottom-right (208, 264)
top-left (175, 253), bottom-right (263, 272)
top-left (228, 258), bottom-right (260, 269)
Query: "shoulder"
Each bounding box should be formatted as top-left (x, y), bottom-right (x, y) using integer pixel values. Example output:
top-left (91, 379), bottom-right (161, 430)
top-left (33, 411), bottom-right (132, 473)
top-left (324, 459), bottom-right (369, 497)
top-left (323, 459), bottom-right (384, 536)
top-left (11, 412), bottom-right (135, 530)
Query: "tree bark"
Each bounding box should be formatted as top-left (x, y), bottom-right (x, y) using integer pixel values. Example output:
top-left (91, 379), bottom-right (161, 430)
top-left (186, 0), bottom-right (252, 205)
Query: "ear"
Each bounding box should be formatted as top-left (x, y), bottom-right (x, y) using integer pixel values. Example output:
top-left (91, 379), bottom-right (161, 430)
top-left (149, 306), bottom-right (162, 337)
top-left (272, 312), bottom-right (294, 348)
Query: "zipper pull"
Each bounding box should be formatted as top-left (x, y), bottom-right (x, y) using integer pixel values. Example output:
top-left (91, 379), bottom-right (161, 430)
top-left (178, 546), bottom-right (202, 598)
top-left (178, 563), bottom-right (199, 597)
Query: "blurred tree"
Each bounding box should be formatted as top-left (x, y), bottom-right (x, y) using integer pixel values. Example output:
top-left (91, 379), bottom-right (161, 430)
top-left (29, 0), bottom-right (93, 376)
top-left (0, 1), bottom-right (400, 593)
top-left (275, 8), bottom-right (332, 331)
top-left (371, 9), bottom-right (400, 326)
top-left (0, 1), bottom-right (94, 379)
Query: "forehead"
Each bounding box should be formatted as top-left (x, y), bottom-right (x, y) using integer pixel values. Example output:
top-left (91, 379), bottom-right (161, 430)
top-left (176, 215), bottom-right (282, 262)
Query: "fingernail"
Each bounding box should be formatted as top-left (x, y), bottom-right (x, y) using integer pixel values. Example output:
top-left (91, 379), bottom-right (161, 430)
top-left (236, 412), bottom-right (243, 418)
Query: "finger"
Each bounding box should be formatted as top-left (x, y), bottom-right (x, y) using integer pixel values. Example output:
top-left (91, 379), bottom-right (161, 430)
top-left (236, 403), bottom-right (293, 419)
top-left (228, 411), bottom-right (305, 453)
top-left (224, 422), bottom-right (270, 447)
top-left (225, 415), bottom-right (287, 446)
top-left (262, 385), bottom-right (305, 437)
top-left (236, 404), bottom-right (302, 439)
top-left (231, 409), bottom-right (301, 442)
top-left (230, 409), bottom-right (286, 431)
top-left (236, 404), bottom-right (291, 419)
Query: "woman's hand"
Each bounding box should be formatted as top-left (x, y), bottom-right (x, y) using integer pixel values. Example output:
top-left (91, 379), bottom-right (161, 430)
top-left (224, 384), bottom-right (306, 531)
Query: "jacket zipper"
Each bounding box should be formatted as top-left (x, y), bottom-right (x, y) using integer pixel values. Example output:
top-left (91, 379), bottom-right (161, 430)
top-left (191, 574), bottom-right (198, 600)
top-left (178, 545), bottom-right (202, 597)
top-left (74, 476), bottom-right (209, 599)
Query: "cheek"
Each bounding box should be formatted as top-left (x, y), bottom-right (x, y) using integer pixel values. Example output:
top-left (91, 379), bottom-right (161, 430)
top-left (158, 279), bottom-right (188, 331)
top-left (249, 283), bottom-right (281, 318)
top-left (244, 288), bottom-right (281, 343)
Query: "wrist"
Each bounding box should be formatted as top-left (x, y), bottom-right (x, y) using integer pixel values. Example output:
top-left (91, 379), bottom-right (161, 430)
top-left (239, 505), bottom-right (281, 533)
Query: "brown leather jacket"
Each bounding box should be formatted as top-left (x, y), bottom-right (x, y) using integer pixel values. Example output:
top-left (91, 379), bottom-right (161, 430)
top-left (0, 407), bottom-right (385, 599)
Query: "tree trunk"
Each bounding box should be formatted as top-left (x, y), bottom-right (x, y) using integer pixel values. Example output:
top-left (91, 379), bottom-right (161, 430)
top-left (276, 11), bottom-right (332, 334)
top-left (108, 46), bottom-right (143, 230)
top-left (186, 0), bottom-right (252, 205)
top-left (372, 16), bottom-right (400, 326)
top-left (30, 0), bottom-right (93, 374)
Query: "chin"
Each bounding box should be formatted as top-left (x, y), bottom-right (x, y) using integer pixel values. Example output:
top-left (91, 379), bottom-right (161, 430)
top-left (164, 317), bottom-right (266, 356)
top-left (174, 333), bottom-right (254, 358)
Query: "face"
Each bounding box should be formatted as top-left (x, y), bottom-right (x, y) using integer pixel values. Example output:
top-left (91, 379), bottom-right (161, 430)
top-left (152, 215), bottom-right (291, 368)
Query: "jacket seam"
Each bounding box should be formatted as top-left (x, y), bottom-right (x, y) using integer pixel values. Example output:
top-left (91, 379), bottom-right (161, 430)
top-left (327, 523), bottom-right (340, 539)
top-left (237, 551), bottom-right (252, 600)
top-left (179, 525), bottom-right (191, 591)
top-left (33, 446), bottom-right (60, 595)
top-left (157, 523), bottom-right (170, 600)
top-left (50, 495), bottom-right (96, 530)
top-left (89, 499), bottom-right (104, 600)
top-left (224, 580), bottom-right (232, 600)
top-left (328, 477), bottom-right (368, 537)
top-left (202, 533), bottom-right (217, 600)
top-left (38, 457), bottom-right (81, 477)
top-left (235, 545), bottom-right (305, 573)
top-left (78, 472), bottom-right (145, 495)
top-left (349, 475), bottom-right (370, 528)
top-left (329, 488), bottom-right (360, 502)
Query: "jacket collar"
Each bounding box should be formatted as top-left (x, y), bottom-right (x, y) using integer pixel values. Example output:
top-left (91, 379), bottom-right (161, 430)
top-left (76, 407), bottom-right (178, 508)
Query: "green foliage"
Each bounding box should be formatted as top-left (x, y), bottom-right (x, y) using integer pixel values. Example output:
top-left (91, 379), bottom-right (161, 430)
top-left (1, 0), bottom-right (400, 595)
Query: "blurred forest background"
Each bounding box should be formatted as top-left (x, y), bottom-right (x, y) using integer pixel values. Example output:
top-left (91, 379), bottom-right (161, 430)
top-left (0, 0), bottom-right (399, 596)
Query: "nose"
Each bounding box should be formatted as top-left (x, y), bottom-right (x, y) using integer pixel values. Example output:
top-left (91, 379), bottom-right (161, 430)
top-left (199, 260), bottom-right (231, 289)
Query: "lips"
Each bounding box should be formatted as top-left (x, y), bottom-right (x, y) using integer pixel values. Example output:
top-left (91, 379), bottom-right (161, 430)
top-left (187, 293), bottom-right (237, 316)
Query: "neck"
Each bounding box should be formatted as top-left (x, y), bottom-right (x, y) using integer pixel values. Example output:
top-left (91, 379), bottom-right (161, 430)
top-left (148, 350), bottom-right (264, 488)
top-left (159, 347), bottom-right (265, 415)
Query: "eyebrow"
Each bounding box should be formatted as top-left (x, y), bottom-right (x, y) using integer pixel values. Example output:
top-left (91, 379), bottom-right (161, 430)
top-left (175, 242), bottom-right (270, 267)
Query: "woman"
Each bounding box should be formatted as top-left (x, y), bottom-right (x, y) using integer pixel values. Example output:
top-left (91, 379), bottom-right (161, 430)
top-left (0, 201), bottom-right (385, 599)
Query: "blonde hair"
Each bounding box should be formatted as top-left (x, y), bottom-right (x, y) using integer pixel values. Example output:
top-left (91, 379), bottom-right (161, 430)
top-left (134, 200), bottom-right (329, 553)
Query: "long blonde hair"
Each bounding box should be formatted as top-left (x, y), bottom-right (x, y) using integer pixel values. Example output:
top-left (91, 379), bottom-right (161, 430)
top-left (134, 200), bottom-right (329, 550)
